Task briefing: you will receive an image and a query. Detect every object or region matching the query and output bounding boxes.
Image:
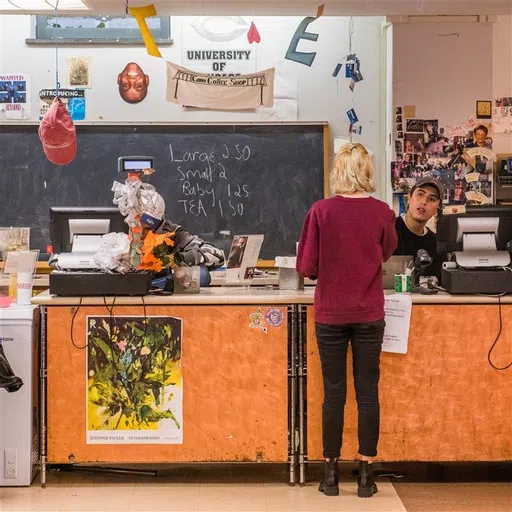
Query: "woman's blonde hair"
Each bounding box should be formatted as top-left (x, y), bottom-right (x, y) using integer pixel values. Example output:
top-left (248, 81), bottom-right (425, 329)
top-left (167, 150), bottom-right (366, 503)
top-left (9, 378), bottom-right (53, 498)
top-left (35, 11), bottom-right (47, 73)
top-left (330, 142), bottom-right (376, 195)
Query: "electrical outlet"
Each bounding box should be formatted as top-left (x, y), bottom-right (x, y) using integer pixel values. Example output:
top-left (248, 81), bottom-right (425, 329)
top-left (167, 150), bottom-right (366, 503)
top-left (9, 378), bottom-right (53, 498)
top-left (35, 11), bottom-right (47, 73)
top-left (4, 448), bottom-right (18, 479)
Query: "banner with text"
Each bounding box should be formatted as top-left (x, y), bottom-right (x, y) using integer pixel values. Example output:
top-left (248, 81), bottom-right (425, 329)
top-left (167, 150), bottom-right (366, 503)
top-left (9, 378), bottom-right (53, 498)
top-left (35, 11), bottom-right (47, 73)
top-left (166, 61), bottom-right (274, 110)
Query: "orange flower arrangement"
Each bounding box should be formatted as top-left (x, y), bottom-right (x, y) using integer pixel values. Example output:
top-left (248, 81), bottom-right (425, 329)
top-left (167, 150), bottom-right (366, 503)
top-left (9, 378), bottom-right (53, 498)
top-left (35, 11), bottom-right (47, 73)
top-left (137, 231), bottom-right (176, 272)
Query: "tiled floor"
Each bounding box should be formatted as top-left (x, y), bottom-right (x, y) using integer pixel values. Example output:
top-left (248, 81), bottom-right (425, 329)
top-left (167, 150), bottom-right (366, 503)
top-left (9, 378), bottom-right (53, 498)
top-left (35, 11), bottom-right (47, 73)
top-left (0, 464), bottom-right (510, 512)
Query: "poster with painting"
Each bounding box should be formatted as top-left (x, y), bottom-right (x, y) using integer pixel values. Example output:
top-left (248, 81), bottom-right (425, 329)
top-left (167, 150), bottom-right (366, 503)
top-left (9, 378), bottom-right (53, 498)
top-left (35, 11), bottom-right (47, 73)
top-left (86, 315), bottom-right (183, 444)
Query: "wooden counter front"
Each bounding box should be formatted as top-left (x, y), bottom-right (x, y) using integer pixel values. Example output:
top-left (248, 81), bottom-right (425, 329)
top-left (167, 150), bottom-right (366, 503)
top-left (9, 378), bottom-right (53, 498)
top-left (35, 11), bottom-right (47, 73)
top-left (46, 304), bottom-right (289, 464)
top-left (307, 305), bottom-right (512, 461)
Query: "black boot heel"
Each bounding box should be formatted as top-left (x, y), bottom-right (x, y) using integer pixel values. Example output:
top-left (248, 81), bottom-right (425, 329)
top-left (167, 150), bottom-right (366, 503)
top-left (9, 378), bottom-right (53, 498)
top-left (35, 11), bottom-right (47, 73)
top-left (318, 459), bottom-right (339, 496)
top-left (357, 460), bottom-right (378, 498)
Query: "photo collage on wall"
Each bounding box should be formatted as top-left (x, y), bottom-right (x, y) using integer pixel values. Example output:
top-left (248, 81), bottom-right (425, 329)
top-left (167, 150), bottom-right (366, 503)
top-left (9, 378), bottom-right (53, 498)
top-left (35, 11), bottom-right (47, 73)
top-left (392, 106), bottom-right (495, 206)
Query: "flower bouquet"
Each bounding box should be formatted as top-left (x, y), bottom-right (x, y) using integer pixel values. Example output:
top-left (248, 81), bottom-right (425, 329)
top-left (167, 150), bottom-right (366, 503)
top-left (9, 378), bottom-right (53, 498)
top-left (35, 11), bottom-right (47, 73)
top-left (137, 231), bottom-right (177, 272)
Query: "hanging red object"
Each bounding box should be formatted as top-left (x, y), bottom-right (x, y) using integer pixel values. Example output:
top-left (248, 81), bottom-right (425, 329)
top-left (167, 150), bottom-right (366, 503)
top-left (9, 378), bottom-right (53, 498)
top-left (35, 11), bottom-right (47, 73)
top-left (247, 22), bottom-right (261, 44)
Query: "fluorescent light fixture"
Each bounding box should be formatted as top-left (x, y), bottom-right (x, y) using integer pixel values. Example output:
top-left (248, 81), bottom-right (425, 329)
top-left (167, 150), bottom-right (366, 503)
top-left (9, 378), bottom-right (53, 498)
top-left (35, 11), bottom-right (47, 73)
top-left (0, 0), bottom-right (89, 10)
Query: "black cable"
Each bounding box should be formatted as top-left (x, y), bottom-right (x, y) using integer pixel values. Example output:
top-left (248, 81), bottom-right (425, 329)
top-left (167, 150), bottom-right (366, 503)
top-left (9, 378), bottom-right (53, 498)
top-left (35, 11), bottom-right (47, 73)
top-left (103, 295), bottom-right (117, 346)
top-left (141, 295), bottom-right (148, 344)
top-left (70, 297), bottom-right (85, 349)
top-left (488, 295), bottom-right (511, 371)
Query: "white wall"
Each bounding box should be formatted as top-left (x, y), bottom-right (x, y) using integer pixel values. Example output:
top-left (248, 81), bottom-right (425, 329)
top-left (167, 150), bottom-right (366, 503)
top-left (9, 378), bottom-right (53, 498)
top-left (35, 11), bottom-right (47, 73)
top-left (0, 14), bottom-right (387, 195)
top-left (393, 21), bottom-right (493, 133)
top-left (393, 18), bottom-right (512, 154)
top-left (492, 15), bottom-right (512, 153)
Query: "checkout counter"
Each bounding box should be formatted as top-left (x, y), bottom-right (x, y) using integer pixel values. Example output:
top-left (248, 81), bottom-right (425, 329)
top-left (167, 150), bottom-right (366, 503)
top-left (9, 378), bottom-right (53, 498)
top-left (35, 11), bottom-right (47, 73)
top-left (31, 287), bottom-right (512, 486)
top-left (27, 202), bottom-right (512, 486)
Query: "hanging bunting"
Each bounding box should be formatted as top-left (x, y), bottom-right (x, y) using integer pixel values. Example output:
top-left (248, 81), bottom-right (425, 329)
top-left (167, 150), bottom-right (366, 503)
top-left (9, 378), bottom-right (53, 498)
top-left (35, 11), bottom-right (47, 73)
top-left (129, 4), bottom-right (163, 58)
top-left (284, 4), bottom-right (325, 66)
top-left (247, 22), bottom-right (261, 44)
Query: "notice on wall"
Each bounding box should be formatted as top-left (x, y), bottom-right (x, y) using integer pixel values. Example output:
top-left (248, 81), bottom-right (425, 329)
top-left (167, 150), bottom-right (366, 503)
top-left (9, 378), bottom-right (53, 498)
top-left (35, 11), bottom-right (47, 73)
top-left (182, 16), bottom-right (256, 76)
top-left (0, 74), bottom-right (30, 120)
top-left (40, 88), bottom-right (86, 121)
top-left (382, 294), bottom-right (412, 354)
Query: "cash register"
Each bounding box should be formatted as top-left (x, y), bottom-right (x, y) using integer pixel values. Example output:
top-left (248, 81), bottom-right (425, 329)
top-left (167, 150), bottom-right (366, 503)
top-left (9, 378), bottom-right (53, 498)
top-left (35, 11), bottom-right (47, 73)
top-left (437, 205), bottom-right (512, 294)
top-left (48, 207), bottom-right (151, 296)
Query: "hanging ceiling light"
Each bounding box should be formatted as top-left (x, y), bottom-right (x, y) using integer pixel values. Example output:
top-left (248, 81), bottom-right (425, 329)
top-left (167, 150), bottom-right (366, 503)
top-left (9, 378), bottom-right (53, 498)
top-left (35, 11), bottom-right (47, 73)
top-left (0, 0), bottom-right (89, 11)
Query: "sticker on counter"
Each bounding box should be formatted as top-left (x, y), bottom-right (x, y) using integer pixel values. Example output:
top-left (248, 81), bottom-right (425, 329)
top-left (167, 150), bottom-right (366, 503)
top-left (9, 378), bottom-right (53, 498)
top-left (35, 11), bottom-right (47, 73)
top-left (265, 308), bottom-right (284, 327)
top-left (249, 308), bottom-right (267, 334)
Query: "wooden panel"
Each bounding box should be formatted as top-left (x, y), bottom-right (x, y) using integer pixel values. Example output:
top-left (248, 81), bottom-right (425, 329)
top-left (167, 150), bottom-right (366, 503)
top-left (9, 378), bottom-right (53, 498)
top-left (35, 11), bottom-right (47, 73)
top-left (307, 305), bottom-right (512, 461)
top-left (47, 305), bottom-right (288, 463)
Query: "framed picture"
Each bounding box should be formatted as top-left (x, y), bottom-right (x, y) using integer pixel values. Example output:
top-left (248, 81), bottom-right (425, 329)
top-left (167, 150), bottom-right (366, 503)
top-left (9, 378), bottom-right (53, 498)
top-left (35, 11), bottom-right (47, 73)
top-left (476, 100), bottom-right (492, 119)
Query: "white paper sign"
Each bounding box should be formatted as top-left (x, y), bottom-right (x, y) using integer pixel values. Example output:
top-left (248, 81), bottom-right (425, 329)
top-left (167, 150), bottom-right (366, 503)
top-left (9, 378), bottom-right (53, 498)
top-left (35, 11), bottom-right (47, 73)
top-left (382, 293), bottom-right (412, 354)
top-left (225, 234), bottom-right (264, 284)
top-left (3, 250), bottom-right (38, 275)
top-left (0, 73), bottom-right (30, 120)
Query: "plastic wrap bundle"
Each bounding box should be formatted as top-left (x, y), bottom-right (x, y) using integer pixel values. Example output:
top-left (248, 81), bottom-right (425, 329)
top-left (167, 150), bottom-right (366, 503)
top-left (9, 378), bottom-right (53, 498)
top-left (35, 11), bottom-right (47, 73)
top-left (93, 232), bottom-right (131, 273)
top-left (112, 179), bottom-right (157, 227)
top-left (112, 178), bottom-right (156, 268)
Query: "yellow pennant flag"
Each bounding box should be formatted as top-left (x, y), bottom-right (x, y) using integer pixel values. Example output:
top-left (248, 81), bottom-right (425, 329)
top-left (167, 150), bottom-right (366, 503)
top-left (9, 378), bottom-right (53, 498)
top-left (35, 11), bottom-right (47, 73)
top-left (129, 4), bottom-right (162, 58)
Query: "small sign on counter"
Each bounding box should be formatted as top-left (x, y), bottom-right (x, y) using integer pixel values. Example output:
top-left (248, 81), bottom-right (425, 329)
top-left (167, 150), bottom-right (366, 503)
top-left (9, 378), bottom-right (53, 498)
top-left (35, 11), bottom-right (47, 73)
top-left (382, 294), bottom-right (412, 354)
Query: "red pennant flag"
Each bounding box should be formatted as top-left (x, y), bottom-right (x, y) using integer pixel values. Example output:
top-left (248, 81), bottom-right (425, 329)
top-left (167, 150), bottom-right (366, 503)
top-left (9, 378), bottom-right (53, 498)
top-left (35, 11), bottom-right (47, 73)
top-left (247, 22), bottom-right (261, 44)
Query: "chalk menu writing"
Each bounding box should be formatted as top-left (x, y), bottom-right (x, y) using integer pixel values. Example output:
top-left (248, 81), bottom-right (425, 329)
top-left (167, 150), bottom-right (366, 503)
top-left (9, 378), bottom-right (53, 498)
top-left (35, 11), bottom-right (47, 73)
top-left (169, 142), bottom-right (251, 219)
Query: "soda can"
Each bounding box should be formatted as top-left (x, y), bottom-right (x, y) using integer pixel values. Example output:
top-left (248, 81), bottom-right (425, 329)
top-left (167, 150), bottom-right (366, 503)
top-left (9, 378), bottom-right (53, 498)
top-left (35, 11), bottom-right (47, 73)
top-left (394, 273), bottom-right (411, 293)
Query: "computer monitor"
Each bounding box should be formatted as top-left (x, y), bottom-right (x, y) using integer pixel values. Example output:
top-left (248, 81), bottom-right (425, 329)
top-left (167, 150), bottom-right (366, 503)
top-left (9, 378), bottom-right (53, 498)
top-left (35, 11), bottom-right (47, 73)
top-left (50, 207), bottom-right (127, 254)
top-left (437, 205), bottom-right (512, 254)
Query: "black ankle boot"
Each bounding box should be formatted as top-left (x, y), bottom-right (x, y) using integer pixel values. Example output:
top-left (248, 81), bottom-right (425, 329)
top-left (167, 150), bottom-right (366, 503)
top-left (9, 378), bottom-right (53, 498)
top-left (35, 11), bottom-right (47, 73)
top-left (357, 460), bottom-right (378, 498)
top-left (318, 459), bottom-right (339, 496)
top-left (0, 344), bottom-right (23, 393)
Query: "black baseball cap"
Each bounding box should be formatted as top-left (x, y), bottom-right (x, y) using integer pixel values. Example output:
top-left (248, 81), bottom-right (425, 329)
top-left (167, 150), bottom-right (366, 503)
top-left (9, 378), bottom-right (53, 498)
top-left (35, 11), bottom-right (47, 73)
top-left (410, 177), bottom-right (444, 200)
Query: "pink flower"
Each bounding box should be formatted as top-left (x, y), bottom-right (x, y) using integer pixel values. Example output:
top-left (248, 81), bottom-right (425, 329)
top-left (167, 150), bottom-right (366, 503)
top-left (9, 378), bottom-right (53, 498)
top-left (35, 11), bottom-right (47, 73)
top-left (117, 339), bottom-right (128, 352)
top-left (140, 346), bottom-right (150, 356)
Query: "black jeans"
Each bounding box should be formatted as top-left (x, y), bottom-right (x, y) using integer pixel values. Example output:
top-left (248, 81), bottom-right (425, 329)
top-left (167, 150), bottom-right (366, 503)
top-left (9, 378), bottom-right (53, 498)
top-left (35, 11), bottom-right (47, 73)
top-left (315, 319), bottom-right (385, 459)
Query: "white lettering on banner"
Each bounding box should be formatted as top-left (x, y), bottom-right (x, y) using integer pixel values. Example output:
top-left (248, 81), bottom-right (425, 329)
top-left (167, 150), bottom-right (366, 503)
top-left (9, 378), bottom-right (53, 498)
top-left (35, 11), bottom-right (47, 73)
top-left (170, 143), bottom-right (251, 219)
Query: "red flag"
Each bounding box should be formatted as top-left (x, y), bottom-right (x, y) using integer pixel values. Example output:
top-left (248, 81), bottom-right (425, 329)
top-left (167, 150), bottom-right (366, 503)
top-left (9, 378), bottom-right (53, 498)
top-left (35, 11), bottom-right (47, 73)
top-left (247, 22), bottom-right (261, 44)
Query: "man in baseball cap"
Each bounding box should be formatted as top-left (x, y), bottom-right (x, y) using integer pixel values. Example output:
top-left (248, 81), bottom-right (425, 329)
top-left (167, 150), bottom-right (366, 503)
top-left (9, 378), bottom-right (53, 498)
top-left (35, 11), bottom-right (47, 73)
top-left (38, 98), bottom-right (76, 166)
top-left (138, 189), bottom-right (225, 286)
top-left (394, 177), bottom-right (444, 279)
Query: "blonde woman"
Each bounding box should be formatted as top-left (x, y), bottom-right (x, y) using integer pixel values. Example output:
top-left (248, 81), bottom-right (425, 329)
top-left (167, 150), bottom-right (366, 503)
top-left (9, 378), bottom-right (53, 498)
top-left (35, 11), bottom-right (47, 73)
top-left (297, 143), bottom-right (397, 498)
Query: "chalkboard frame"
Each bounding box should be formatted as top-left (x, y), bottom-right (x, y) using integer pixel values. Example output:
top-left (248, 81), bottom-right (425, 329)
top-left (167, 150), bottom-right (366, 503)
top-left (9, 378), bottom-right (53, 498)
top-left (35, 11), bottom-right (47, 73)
top-left (0, 121), bottom-right (329, 266)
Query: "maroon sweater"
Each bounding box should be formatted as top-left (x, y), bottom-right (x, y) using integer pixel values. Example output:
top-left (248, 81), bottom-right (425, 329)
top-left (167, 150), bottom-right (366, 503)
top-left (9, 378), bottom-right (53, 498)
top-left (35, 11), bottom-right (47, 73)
top-left (297, 196), bottom-right (397, 325)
